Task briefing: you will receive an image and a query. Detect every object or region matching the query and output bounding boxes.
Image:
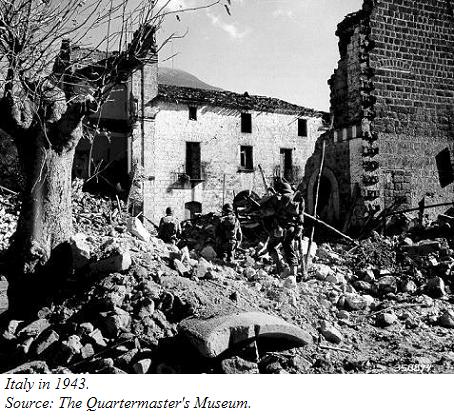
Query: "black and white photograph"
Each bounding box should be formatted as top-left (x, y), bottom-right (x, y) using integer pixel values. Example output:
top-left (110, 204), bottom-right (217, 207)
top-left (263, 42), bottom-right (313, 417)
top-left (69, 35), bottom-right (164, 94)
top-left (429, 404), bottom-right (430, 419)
top-left (0, 0), bottom-right (453, 413)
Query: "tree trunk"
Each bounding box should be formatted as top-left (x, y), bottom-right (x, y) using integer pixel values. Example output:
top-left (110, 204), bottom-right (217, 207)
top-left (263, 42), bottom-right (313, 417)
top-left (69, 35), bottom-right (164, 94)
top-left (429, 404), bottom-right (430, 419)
top-left (13, 138), bottom-right (75, 275)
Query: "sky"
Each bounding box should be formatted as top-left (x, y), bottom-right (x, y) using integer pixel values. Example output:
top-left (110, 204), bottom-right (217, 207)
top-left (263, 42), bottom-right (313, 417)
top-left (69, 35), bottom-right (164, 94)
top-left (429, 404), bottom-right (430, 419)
top-left (157, 0), bottom-right (364, 112)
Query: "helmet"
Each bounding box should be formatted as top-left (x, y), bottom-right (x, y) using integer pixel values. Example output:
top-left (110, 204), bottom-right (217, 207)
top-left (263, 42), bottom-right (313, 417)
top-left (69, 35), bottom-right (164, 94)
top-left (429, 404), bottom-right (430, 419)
top-left (222, 203), bottom-right (234, 213)
top-left (166, 207), bottom-right (173, 215)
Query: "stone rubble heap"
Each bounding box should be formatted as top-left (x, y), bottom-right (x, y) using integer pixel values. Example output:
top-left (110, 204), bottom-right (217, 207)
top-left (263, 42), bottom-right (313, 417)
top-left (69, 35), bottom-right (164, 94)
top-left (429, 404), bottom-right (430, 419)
top-left (2, 187), bottom-right (454, 373)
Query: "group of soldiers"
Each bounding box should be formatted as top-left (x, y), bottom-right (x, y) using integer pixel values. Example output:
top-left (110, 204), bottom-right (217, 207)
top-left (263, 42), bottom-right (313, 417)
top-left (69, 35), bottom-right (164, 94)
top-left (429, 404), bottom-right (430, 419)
top-left (157, 177), bottom-right (305, 278)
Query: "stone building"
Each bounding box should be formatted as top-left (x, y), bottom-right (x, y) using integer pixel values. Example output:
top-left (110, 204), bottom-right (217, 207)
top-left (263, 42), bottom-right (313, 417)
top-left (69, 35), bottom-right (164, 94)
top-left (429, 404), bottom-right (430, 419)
top-left (305, 0), bottom-right (454, 228)
top-left (70, 44), bottom-right (327, 224)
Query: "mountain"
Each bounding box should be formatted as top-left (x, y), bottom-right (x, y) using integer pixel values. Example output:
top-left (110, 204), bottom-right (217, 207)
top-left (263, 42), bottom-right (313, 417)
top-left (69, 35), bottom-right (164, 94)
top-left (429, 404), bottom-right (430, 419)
top-left (158, 67), bottom-right (221, 91)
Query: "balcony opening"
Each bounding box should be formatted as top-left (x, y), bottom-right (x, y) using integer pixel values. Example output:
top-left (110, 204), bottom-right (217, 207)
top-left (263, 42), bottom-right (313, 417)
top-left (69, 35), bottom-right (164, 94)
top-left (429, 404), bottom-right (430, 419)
top-left (280, 148), bottom-right (293, 181)
top-left (185, 141), bottom-right (201, 180)
top-left (240, 145), bottom-right (253, 171)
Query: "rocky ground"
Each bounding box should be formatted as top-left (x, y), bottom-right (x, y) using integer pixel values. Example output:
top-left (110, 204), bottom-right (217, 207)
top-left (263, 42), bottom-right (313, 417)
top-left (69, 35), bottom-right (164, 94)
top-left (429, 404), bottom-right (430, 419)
top-left (1, 185), bottom-right (454, 374)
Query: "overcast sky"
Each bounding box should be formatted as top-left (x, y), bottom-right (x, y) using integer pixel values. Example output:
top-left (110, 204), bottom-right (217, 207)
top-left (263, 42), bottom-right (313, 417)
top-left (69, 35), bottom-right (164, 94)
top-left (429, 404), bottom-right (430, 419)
top-left (158, 0), bottom-right (364, 112)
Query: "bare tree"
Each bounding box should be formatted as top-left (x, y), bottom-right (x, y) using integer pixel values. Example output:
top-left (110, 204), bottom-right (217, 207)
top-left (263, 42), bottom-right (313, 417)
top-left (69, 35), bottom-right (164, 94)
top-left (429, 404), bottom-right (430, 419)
top-left (0, 0), bottom-right (229, 301)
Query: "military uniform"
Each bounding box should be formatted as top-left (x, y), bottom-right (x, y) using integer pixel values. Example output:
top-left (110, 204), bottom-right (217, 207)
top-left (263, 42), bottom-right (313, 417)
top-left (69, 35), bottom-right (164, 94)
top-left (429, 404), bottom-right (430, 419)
top-left (216, 203), bottom-right (242, 262)
top-left (158, 208), bottom-right (181, 245)
top-left (262, 179), bottom-right (304, 275)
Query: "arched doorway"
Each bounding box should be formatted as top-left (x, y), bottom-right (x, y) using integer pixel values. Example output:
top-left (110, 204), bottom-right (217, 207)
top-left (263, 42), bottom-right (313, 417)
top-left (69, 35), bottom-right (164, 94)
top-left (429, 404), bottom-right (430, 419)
top-left (307, 167), bottom-right (340, 225)
top-left (185, 201), bottom-right (202, 220)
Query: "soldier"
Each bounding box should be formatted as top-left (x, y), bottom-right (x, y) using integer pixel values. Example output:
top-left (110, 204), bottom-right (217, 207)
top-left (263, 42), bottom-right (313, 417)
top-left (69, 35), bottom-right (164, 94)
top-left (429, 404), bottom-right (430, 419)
top-left (158, 207), bottom-right (181, 245)
top-left (216, 203), bottom-right (243, 262)
top-left (262, 179), bottom-right (305, 278)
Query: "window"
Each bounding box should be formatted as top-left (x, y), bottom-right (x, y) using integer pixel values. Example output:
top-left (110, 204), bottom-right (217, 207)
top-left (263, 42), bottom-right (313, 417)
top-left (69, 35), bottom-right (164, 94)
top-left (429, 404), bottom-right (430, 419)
top-left (185, 201), bottom-right (202, 220)
top-left (280, 148), bottom-right (293, 181)
top-left (298, 118), bottom-right (307, 137)
top-left (240, 146), bottom-right (253, 171)
top-left (189, 106), bottom-right (197, 121)
top-left (241, 113), bottom-right (252, 133)
top-left (186, 142), bottom-right (201, 180)
top-left (436, 147), bottom-right (454, 188)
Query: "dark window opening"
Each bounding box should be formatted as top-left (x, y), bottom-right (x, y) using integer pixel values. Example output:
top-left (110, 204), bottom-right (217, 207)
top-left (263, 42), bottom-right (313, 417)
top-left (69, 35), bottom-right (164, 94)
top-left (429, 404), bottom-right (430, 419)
top-left (185, 201), bottom-right (202, 220)
top-left (280, 148), bottom-right (293, 181)
top-left (189, 106), bottom-right (197, 121)
top-left (186, 142), bottom-right (201, 180)
top-left (240, 145), bottom-right (253, 170)
top-left (241, 113), bottom-right (252, 133)
top-left (298, 118), bottom-right (307, 137)
top-left (436, 147), bottom-right (454, 188)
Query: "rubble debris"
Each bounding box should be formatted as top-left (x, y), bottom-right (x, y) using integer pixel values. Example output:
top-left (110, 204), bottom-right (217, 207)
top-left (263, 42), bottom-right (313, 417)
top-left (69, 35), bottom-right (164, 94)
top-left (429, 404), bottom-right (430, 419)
top-left (319, 321), bottom-right (343, 344)
top-left (2, 183), bottom-right (454, 374)
top-left (178, 312), bottom-right (312, 358)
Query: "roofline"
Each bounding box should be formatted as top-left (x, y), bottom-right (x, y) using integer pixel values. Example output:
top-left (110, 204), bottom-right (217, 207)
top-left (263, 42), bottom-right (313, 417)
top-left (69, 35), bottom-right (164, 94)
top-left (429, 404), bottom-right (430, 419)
top-left (154, 84), bottom-right (329, 119)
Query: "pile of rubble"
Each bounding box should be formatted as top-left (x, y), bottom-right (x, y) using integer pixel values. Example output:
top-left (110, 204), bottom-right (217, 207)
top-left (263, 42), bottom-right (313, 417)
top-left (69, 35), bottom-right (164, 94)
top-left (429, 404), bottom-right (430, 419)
top-left (0, 191), bottom-right (19, 253)
top-left (2, 185), bottom-right (454, 373)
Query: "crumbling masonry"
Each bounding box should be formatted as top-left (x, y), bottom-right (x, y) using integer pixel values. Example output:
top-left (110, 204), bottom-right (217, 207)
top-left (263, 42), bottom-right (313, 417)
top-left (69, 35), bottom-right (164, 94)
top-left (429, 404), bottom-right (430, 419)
top-left (305, 0), bottom-right (454, 227)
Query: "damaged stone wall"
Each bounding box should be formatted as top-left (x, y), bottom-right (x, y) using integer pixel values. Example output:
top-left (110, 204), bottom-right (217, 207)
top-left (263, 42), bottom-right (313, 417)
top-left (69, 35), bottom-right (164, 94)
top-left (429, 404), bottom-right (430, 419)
top-left (368, 0), bottom-right (454, 211)
top-left (318, 0), bottom-right (454, 227)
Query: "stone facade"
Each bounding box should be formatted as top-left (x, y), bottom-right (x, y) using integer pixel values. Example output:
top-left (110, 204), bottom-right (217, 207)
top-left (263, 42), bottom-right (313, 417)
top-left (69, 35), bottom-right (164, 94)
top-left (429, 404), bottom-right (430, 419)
top-left (140, 95), bottom-right (326, 223)
top-left (310, 0), bottom-right (454, 227)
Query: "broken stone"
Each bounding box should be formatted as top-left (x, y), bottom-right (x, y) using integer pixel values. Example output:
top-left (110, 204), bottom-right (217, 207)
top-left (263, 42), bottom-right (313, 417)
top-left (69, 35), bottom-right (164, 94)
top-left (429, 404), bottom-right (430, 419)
top-left (439, 310), bottom-right (454, 328)
top-left (320, 320), bottom-right (343, 344)
top-left (90, 251), bottom-right (132, 274)
top-left (200, 245), bottom-right (217, 261)
top-left (195, 258), bottom-right (211, 279)
top-left (178, 311), bottom-right (312, 358)
top-left (399, 279), bottom-right (417, 294)
top-left (105, 285), bottom-right (127, 308)
top-left (283, 275), bottom-right (297, 289)
top-left (337, 310), bottom-right (350, 321)
top-left (377, 276), bottom-right (398, 295)
top-left (33, 330), bottom-right (60, 356)
top-left (103, 310), bottom-right (132, 337)
top-left (133, 358), bottom-right (152, 374)
top-left (70, 232), bottom-right (91, 269)
top-left (173, 259), bottom-right (189, 276)
top-left (376, 312), bottom-right (397, 327)
top-left (353, 280), bottom-right (375, 294)
top-left (17, 319), bottom-right (50, 338)
top-left (138, 298), bottom-right (155, 319)
top-left (61, 335), bottom-right (83, 355)
top-left (7, 320), bottom-right (22, 335)
top-left (4, 361), bottom-right (50, 374)
top-left (80, 343), bottom-right (95, 359)
top-left (79, 322), bottom-right (94, 335)
top-left (221, 356), bottom-right (259, 374)
top-left (127, 217), bottom-right (150, 242)
top-left (116, 349), bottom-right (139, 369)
top-left (88, 328), bottom-right (108, 347)
top-left (315, 264), bottom-right (334, 281)
top-left (18, 337), bottom-right (34, 354)
top-left (344, 293), bottom-right (373, 311)
top-left (426, 277), bottom-right (446, 298)
top-left (244, 267), bottom-right (257, 281)
top-left (361, 269), bottom-right (375, 283)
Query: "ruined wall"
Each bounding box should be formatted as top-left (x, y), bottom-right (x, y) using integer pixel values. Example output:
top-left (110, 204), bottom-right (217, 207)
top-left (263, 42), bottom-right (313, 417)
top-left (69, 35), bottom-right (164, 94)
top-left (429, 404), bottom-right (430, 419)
top-left (329, 13), bottom-right (365, 128)
top-left (321, 0), bottom-right (454, 228)
top-left (368, 0), bottom-right (454, 210)
top-left (143, 102), bottom-right (324, 223)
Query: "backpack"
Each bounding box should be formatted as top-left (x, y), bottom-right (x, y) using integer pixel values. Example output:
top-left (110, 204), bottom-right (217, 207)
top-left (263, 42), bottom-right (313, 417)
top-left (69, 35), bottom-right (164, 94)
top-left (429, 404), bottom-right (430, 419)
top-left (159, 216), bottom-right (178, 241)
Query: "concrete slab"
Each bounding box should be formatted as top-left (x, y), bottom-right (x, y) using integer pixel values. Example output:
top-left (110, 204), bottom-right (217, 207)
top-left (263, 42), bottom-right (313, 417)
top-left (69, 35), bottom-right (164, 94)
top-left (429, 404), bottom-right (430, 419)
top-left (178, 311), bottom-right (312, 358)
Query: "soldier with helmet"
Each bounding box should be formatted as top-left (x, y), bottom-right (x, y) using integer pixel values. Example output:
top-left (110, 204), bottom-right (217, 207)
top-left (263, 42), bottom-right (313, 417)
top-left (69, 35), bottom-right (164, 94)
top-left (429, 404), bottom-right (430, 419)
top-left (158, 207), bottom-right (181, 245)
top-left (216, 203), bottom-right (243, 262)
top-left (262, 177), bottom-right (305, 277)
